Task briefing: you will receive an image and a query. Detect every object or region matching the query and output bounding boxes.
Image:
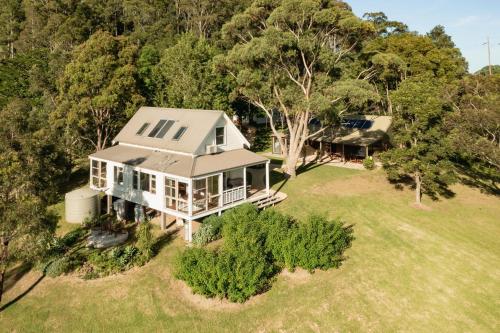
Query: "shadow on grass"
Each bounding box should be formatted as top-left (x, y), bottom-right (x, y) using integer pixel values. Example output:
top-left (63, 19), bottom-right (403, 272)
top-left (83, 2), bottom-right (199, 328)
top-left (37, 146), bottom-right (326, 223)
top-left (152, 228), bottom-right (178, 257)
top-left (2, 263), bottom-right (32, 294)
top-left (0, 264), bottom-right (48, 313)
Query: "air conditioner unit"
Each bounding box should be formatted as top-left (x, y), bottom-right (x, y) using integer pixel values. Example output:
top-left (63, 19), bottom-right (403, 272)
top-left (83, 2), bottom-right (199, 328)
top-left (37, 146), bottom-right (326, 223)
top-left (206, 145), bottom-right (218, 154)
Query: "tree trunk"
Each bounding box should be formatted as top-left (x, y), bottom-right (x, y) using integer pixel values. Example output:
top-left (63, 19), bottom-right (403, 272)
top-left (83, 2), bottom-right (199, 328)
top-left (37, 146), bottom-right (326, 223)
top-left (0, 238), bottom-right (9, 304)
top-left (285, 156), bottom-right (298, 178)
top-left (415, 172), bottom-right (422, 205)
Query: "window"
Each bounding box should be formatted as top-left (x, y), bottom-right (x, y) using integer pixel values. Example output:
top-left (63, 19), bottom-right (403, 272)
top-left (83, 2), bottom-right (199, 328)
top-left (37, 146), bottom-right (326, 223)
top-left (133, 170), bottom-right (139, 190)
top-left (172, 126), bottom-right (187, 140)
top-left (140, 172), bottom-right (150, 192)
top-left (136, 123), bottom-right (150, 135)
top-left (156, 120), bottom-right (174, 138)
top-left (113, 166), bottom-right (124, 185)
top-left (148, 120), bottom-right (167, 137)
top-left (165, 177), bottom-right (188, 212)
top-left (165, 177), bottom-right (177, 210)
top-left (133, 170), bottom-right (155, 193)
top-left (91, 160), bottom-right (107, 188)
top-left (150, 175), bottom-right (156, 194)
top-left (215, 127), bottom-right (225, 145)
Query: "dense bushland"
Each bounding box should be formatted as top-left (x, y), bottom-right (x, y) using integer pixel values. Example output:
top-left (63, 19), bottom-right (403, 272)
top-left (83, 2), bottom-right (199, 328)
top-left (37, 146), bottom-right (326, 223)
top-left (176, 204), bottom-right (354, 302)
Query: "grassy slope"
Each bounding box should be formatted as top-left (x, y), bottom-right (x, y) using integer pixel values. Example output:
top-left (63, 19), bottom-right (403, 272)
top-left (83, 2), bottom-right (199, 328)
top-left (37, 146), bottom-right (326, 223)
top-left (1, 166), bottom-right (499, 332)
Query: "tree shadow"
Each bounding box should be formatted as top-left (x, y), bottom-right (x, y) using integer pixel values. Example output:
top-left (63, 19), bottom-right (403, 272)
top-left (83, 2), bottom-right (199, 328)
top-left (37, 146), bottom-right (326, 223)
top-left (0, 265), bottom-right (48, 312)
top-left (296, 159), bottom-right (332, 175)
top-left (455, 165), bottom-right (499, 196)
top-left (152, 228), bottom-right (178, 257)
top-left (2, 263), bottom-right (32, 294)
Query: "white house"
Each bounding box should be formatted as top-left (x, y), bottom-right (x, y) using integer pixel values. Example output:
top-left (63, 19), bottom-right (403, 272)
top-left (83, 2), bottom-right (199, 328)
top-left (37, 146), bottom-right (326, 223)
top-left (89, 107), bottom-right (270, 241)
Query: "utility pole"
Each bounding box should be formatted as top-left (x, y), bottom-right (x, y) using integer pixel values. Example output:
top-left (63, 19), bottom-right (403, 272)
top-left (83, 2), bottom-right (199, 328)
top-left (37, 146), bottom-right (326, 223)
top-left (483, 37), bottom-right (492, 76)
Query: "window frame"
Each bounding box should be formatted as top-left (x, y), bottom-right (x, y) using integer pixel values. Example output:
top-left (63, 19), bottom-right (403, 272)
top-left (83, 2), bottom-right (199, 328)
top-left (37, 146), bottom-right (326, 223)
top-left (91, 159), bottom-right (107, 188)
top-left (113, 166), bottom-right (124, 186)
top-left (215, 126), bottom-right (225, 145)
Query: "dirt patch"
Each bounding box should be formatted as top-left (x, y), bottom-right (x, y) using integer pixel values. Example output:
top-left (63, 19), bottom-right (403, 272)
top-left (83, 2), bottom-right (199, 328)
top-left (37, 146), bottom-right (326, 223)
top-left (410, 202), bottom-right (432, 211)
top-left (171, 278), bottom-right (270, 311)
top-left (279, 268), bottom-right (312, 284)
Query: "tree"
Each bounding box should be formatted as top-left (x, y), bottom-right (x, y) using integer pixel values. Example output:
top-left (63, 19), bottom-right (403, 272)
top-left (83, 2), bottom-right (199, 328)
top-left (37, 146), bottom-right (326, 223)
top-left (476, 65), bottom-right (500, 75)
top-left (0, 149), bottom-right (55, 304)
top-left (220, 0), bottom-right (377, 178)
top-left (380, 78), bottom-right (456, 205)
top-left (427, 25), bottom-right (455, 49)
top-left (55, 30), bottom-right (144, 153)
top-left (362, 12), bottom-right (408, 36)
top-left (0, 0), bottom-right (24, 59)
top-left (153, 33), bottom-right (233, 111)
top-left (446, 74), bottom-right (500, 192)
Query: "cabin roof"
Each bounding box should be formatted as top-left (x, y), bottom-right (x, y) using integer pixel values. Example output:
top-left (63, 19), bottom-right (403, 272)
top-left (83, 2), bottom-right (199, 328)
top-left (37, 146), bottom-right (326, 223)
top-left (313, 115), bottom-right (392, 146)
top-left (89, 145), bottom-right (267, 178)
top-left (113, 107), bottom-right (224, 154)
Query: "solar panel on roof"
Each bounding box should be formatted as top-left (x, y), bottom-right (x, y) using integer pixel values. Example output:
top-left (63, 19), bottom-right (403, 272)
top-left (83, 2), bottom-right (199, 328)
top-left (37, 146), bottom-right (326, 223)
top-left (156, 120), bottom-right (174, 138)
top-left (360, 120), bottom-right (373, 129)
top-left (148, 120), bottom-right (167, 137)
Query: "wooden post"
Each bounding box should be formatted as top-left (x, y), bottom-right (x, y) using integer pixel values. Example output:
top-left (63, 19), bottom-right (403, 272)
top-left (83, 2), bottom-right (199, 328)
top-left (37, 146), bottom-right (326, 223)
top-left (188, 179), bottom-right (193, 218)
top-left (160, 212), bottom-right (166, 231)
top-left (218, 173), bottom-right (223, 208)
top-left (365, 145), bottom-right (369, 158)
top-left (265, 162), bottom-right (270, 196)
top-left (106, 195), bottom-right (112, 214)
top-left (342, 144), bottom-right (345, 162)
top-left (243, 167), bottom-right (247, 199)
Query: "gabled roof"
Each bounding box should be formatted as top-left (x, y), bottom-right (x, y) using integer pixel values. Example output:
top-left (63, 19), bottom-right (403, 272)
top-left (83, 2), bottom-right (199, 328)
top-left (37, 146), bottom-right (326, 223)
top-left (113, 107), bottom-right (224, 154)
top-left (89, 145), bottom-right (268, 178)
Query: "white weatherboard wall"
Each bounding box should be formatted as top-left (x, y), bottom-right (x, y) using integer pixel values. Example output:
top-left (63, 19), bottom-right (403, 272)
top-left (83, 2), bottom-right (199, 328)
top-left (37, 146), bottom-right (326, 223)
top-left (195, 114), bottom-right (247, 155)
top-left (90, 157), bottom-right (191, 220)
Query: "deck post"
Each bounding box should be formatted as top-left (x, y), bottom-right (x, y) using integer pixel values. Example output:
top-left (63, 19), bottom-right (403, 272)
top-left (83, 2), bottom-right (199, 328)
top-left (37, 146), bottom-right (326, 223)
top-left (176, 217), bottom-right (183, 226)
top-left (160, 212), bottom-right (166, 230)
top-left (218, 173), bottom-right (223, 208)
top-left (365, 145), bottom-right (369, 158)
top-left (342, 143), bottom-right (345, 162)
top-left (106, 195), bottom-right (112, 214)
top-left (265, 161), bottom-right (270, 196)
top-left (243, 167), bottom-right (247, 199)
top-left (188, 178), bottom-right (193, 218)
top-left (184, 219), bottom-right (193, 242)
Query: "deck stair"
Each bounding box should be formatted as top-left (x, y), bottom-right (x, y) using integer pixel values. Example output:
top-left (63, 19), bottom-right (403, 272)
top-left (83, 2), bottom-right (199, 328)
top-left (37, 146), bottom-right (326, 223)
top-left (254, 190), bottom-right (287, 209)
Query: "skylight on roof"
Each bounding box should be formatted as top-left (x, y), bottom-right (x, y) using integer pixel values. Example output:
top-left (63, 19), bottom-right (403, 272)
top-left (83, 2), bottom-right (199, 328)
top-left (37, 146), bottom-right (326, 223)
top-left (172, 126), bottom-right (187, 140)
top-left (148, 119), bottom-right (176, 138)
top-left (156, 120), bottom-right (174, 138)
top-left (148, 120), bottom-right (167, 137)
top-left (136, 122), bottom-right (150, 135)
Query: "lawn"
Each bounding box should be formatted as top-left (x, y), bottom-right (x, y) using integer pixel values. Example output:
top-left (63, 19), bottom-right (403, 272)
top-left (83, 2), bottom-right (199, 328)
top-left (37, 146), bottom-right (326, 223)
top-left (1, 165), bottom-right (499, 332)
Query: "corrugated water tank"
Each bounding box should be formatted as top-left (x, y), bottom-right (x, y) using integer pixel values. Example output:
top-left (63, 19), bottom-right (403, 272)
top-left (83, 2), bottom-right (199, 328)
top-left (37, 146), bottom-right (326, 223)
top-left (65, 187), bottom-right (99, 223)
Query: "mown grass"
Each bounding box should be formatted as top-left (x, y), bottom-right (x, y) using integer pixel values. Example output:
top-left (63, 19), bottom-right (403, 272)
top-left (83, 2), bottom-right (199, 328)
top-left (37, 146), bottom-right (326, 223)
top-left (1, 166), bottom-right (499, 332)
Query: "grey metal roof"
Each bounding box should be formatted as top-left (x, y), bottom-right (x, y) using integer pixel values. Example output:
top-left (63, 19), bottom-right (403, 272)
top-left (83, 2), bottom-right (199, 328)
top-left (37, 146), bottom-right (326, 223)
top-left (90, 145), bottom-right (268, 178)
top-left (113, 107), bottom-right (224, 154)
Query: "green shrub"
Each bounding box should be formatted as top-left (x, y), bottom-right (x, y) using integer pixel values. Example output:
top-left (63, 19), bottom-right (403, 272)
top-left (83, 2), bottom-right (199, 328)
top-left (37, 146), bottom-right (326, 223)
top-left (46, 257), bottom-right (74, 277)
top-left (136, 220), bottom-right (154, 260)
top-left (257, 209), bottom-right (296, 267)
top-left (192, 215), bottom-right (223, 246)
top-left (363, 157), bottom-right (375, 170)
top-left (175, 205), bottom-right (354, 302)
top-left (176, 205), bottom-right (275, 302)
top-left (292, 215), bottom-right (354, 271)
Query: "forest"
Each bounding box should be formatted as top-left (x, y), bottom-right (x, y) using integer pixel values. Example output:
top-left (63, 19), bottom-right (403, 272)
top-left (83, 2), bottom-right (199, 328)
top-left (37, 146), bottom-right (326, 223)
top-left (0, 0), bottom-right (499, 303)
